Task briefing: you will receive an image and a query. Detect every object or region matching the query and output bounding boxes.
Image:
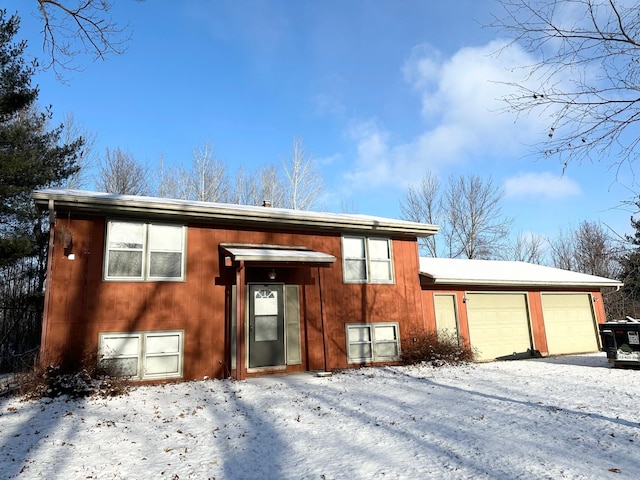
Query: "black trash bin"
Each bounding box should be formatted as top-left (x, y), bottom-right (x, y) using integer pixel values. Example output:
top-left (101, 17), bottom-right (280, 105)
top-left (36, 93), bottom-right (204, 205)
top-left (599, 318), bottom-right (640, 367)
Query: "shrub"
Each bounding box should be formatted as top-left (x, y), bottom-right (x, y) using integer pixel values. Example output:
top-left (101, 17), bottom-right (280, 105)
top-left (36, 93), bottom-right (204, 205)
top-left (17, 350), bottom-right (131, 399)
top-left (401, 329), bottom-right (475, 367)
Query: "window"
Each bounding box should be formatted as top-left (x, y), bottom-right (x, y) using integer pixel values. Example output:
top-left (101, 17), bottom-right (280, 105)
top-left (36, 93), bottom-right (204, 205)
top-left (99, 331), bottom-right (184, 380)
top-left (346, 323), bottom-right (400, 363)
top-left (342, 236), bottom-right (394, 284)
top-left (105, 221), bottom-right (186, 281)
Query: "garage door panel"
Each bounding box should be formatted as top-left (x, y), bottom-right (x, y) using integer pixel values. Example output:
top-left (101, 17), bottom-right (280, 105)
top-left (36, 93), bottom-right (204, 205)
top-left (466, 293), bottom-right (532, 361)
top-left (542, 293), bottom-right (598, 355)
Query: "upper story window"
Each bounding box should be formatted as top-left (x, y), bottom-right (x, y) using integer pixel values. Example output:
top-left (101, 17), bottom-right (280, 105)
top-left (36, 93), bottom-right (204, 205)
top-left (342, 236), bottom-right (394, 284)
top-left (105, 220), bottom-right (186, 281)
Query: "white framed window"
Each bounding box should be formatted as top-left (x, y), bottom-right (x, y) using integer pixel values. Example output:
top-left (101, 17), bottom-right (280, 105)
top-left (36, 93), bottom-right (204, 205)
top-left (342, 236), bottom-right (394, 284)
top-left (346, 323), bottom-right (400, 363)
top-left (105, 220), bottom-right (186, 281)
top-left (98, 331), bottom-right (184, 380)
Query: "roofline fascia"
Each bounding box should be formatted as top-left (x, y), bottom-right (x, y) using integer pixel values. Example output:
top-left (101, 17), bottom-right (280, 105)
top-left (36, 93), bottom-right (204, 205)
top-left (422, 277), bottom-right (623, 288)
top-left (33, 191), bottom-right (440, 237)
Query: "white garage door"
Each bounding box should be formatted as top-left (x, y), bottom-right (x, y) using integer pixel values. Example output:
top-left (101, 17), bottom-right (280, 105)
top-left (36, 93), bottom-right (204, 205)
top-left (541, 293), bottom-right (598, 355)
top-left (466, 293), bottom-right (532, 361)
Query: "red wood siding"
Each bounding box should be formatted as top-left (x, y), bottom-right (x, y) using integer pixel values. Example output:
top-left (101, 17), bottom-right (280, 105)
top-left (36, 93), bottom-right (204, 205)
top-left (42, 213), bottom-right (425, 380)
top-left (420, 284), bottom-right (607, 357)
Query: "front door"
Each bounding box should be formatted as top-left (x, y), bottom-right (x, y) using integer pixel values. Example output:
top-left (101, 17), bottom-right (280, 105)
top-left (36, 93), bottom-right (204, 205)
top-left (248, 284), bottom-right (285, 368)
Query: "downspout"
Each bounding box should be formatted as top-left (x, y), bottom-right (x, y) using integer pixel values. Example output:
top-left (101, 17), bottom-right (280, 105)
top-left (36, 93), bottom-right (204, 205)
top-left (318, 266), bottom-right (328, 373)
top-left (39, 199), bottom-right (56, 366)
top-left (235, 260), bottom-right (246, 380)
top-left (224, 285), bottom-right (231, 378)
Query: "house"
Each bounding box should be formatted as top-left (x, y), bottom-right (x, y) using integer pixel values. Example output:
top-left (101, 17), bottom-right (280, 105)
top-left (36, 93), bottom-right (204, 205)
top-left (419, 257), bottom-right (623, 361)
top-left (33, 189), bottom-right (439, 381)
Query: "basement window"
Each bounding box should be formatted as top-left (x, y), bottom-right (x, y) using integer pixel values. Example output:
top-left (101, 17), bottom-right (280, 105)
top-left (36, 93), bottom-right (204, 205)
top-left (104, 220), bottom-right (186, 281)
top-left (98, 331), bottom-right (184, 380)
top-left (346, 323), bottom-right (400, 363)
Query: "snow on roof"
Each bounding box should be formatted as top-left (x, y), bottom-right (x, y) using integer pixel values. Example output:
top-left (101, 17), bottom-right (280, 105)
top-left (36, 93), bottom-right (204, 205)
top-left (419, 257), bottom-right (623, 288)
top-left (32, 189), bottom-right (439, 237)
top-left (220, 244), bottom-right (336, 264)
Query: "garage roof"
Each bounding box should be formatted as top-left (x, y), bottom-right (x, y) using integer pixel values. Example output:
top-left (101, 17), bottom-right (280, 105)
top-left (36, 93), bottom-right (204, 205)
top-left (419, 257), bottom-right (623, 288)
top-left (32, 189), bottom-right (440, 238)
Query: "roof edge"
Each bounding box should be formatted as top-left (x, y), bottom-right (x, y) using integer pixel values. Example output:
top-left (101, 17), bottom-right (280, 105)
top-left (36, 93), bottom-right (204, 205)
top-left (421, 275), bottom-right (623, 288)
top-left (33, 189), bottom-right (440, 237)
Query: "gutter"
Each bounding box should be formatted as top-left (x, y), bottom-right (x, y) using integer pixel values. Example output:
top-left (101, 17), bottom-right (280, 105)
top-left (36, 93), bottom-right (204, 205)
top-left (33, 189), bottom-right (440, 238)
top-left (421, 276), bottom-right (623, 288)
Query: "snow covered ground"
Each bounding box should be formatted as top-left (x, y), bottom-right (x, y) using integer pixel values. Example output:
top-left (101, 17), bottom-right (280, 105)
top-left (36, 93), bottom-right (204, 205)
top-left (1, 353), bottom-right (639, 479)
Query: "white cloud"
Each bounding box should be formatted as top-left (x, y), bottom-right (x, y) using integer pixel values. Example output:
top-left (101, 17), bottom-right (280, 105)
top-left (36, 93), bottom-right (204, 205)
top-left (504, 172), bottom-right (581, 199)
top-left (345, 39), bottom-right (550, 190)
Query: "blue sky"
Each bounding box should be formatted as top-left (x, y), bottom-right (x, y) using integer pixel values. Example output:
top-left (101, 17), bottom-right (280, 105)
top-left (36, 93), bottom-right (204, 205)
top-left (11, 0), bottom-right (638, 241)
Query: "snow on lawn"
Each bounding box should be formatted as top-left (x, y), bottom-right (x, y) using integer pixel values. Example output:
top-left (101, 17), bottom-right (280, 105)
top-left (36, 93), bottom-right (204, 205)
top-left (1, 354), bottom-right (639, 480)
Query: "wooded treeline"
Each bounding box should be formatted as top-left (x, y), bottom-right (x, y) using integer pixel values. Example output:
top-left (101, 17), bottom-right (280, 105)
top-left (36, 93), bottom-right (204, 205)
top-left (5, 1), bottom-right (640, 372)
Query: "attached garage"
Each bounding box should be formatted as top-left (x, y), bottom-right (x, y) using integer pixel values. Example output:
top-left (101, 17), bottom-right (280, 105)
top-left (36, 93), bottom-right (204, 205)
top-left (465, 293), bottom-right (532, 361)
top-left (541, 293), bottom-right (598, 355)
top-left (420, 258), bottom-right (622, 361)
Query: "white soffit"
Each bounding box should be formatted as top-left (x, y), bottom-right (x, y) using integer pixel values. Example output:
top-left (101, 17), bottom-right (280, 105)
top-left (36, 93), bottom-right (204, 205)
top-left (419, 257), bottom-right (623, 288)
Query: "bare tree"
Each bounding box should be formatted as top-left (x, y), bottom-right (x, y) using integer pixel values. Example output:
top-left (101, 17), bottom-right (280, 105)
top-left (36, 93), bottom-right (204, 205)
top-left (547, 219), bottom-right (626, 319)
top-left (155, 138), bottom-right (322, 209)
top-left (229, 166), bottom-right (256, 205)
top-left (503, 231), bottom-right (547, 263)
top-left (548, 220), bottom-right (621, 276)
top-left (574, 220), bottom-right (621, 277)
top-left (186, 141), bottom-right (229, 202)
top-left (58, 111), bottom-right (97, 189)
top-left (228, 163), bottom-right (287, 207)
top-left (282, 137), bottom-right (322, 210)
top-left (154, 154), bottom-right (192, 200)
top-left (443, 175), bottom-right (513, 259)
top-left (401, 172), bottom-right (513, 259)
top-left (492, 0), bottom-right (640, 169)
top-left (548, 227), bottom-right (577, 271)
top-left (97, 147), bottom-right (148, 195)
top-left (400, 172), bottom-right (443, 257)
top-left (155, 142), bottom-right (229, 203)
top-left (34, 0), bottom-right (130, 78)
top-left (256, 164), bottom-right (286, 207)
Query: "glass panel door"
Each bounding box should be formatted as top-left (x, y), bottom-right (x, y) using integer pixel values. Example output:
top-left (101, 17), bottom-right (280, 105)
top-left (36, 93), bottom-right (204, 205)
top-left (248, 284), bottom-right (285, 368)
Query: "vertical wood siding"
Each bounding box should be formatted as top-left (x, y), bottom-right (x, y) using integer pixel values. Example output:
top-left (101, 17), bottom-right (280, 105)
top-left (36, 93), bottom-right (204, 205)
top-left (420, 285), bottom-right (606, 358)
top-left (42, 213), bottom-right (425, 380)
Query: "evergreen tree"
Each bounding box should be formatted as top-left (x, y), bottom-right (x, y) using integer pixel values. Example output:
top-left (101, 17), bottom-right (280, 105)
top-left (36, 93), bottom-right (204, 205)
top-left (619, 203), bottom-right (640, 309)
top-left (0, 10), bottom-right (82, 367)
top-left (0, 9), bottom-right (82, 269)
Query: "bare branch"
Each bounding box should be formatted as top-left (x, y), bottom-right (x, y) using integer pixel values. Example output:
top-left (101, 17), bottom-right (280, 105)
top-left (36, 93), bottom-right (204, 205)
top-left (58, 111), bottom-right (97, 189)
top-left (501, 232), bottom-right (548, 263)
top-left (492, 0), bottom-right (640, 170)
top-left (96, 147), bottom-right (148, 195)
top-left (401, 173), bottom-right (512, 259)
top-left (35, 0), bottom-right (131, 79)
top-left (187, 141), bottom-right (229, 202)
top-left (443, 175), bottom-right (513, 259)
top-left (399, 172), bottom-right (442, 257)
top-left (282, 137), bottom-right (322, 210)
